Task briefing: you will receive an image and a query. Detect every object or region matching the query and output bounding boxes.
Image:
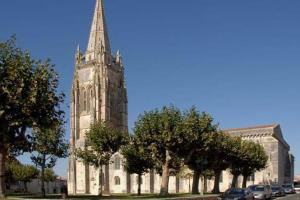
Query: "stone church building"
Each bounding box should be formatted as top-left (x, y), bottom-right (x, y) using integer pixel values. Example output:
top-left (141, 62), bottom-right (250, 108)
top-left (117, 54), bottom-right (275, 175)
top-left (68, 0), bottom-right (294, 195)
top-left (207, 124), bottom-right (295, 192)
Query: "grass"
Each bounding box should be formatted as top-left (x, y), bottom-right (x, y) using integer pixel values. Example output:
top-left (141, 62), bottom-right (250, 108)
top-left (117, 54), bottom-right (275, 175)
top-left (6, 193), bottom-right (217, 200)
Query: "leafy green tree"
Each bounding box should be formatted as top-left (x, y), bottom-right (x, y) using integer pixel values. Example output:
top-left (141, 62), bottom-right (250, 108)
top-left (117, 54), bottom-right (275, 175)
top-left (241, 141), bottom-right (268, 188)
top-left (228, 138), bottom-right (267, 188)
top-left (0, 37), bottom-right (64, 197)
top-left (121, 136), bottom-right (154, 196)
top-left (38, 168), bottom-right (57, 195)
top-left (133, 106), bottom-right (183, 195)
top-left (42, 168), bottom-right (57, 184)
top-left (180, 108), bottom-right (218, 194)
top-left (228, 136), bottom-right (244, 188)
top-left (5, 155), bottom-right (20, 190)
top-left (207, 132), bottom-right (236, 193)
top-left (31, 124), bottom-right (68, 197)
top-left (9, 163), bottom-right (39, 192)
top-left (75, 121), bottom-right (128, 196)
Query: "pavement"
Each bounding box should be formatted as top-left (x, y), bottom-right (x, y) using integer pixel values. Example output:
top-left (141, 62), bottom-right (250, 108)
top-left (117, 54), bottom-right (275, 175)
top-left (275, 193), bottom-right (300, 200)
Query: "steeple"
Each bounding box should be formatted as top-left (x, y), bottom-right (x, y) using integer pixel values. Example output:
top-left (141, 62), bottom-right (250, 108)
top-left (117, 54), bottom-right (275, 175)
top-left (86, 0), bottom-right (111, 55)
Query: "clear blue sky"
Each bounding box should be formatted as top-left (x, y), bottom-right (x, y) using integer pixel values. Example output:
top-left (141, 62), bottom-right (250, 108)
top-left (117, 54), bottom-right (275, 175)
top-left (1, 0), bottom-right (299, 177)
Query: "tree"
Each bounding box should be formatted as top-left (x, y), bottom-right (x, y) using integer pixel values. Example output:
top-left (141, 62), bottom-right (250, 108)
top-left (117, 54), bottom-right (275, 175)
top-left (133, 106), bottom-right (183, 195)
top-left (31, 124), bottom-right (68, 197)
top-left (202, 169), bottom-right (214, 193)
top-left (42, 168), bottom-right (57, 183)
top-left (5, 155), bottom-right (20, 190)
top-left (9, 163), bottom-right (39, 192)
top-left (228, 138), bottom-right (267, 188)
top-left (0, 37), bottom-right (64, 197)
top-left (75, 121), bottom-right (128, 196)
top-left (207, 132), bottom-right (236, 193)
top-left (241, 141), bottom-right (268, 188)
top-left (121, 136), bottom-right (154, 196)
top-left (38, 168), bottom-right (56, 195)
top-left (228, 136), bottom-right (244, 188)
top-left (180, 108), bottom-right (218, 194)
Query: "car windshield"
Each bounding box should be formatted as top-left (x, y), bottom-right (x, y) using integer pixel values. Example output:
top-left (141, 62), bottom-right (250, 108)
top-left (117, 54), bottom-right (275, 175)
top-left (272, 187), bottom-right (280, 191)
top-left (295, 184), bottom-right (300, 188)
top-left (282, 184), bottom-right (292, 188)
top-left (226, 189), bottom-right (245, 195)
top-left (249, 186), bottom-right (265, 191)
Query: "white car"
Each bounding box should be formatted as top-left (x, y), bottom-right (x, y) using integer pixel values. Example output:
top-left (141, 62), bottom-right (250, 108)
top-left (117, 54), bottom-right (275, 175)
top-left (295, 182), bottom-right (300, 194)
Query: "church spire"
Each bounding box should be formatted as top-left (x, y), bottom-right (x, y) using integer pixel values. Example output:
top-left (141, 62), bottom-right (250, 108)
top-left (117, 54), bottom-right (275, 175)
top-left (86, 0), bottom-right (111, 55)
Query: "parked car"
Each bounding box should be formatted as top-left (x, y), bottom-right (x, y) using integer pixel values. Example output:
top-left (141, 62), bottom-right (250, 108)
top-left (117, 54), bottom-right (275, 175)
top-left (248, 185), bottom-right (272, 200)
top-left (217, 188), bottom-right (254, 200)
top-left (271, 185), bottom-right (285, 197)
top-left (294, 181), bottom-right (300, 194)
top-left (282, 184), bottom-right (295, 194)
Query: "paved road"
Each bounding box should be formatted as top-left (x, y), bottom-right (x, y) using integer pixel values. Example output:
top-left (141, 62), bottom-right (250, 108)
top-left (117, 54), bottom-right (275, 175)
top-left (275, 193), bottom-right (300, 200)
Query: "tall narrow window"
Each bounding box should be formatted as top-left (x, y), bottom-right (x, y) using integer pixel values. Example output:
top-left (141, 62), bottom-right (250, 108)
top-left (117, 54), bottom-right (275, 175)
top-left (90, 88), bottom-right (93, 112)
top-left (87, 89), bottom-right (90, 113)
top-left (114, 155), bottom-right (120, 170)
top-left (83, 91), bottom-right (87, 111)
top-left (114, 176), bottom-right (120, 185)
top-left (247, 173), bottom-right (255, 182)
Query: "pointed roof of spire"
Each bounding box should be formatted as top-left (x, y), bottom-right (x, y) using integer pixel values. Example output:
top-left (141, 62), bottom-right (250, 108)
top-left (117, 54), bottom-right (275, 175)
top-left (86, 0), bottom-right (111, 54)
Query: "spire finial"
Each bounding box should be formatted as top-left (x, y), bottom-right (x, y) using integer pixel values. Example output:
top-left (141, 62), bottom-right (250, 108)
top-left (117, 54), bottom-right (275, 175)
top-left (86, 0), bottom-right (111, 55)
top-left (116, 49), bottom-right (123, 66)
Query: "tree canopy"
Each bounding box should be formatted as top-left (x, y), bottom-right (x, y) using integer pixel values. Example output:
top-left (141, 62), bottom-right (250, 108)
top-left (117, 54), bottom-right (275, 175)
top-left (76, 120), bottom-right (128, 196)
top-left (31, 123), bottom-right (68, 197)
top-left (9, 163), bottom-right (39, 192)
top-left (0, 37), bottom-right (65, 197)
top-left (122, 136), bottom-right (154, 196)
top-left (133, 106), bottom-right (184, 195)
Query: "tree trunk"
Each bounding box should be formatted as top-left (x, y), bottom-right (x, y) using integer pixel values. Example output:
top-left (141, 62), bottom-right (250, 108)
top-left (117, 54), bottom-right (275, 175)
top-left (0, 148), bottom-right (6, 198)
top-left (242, 175), bottom-right (248, 188)
top-left (137, 174), bottom-right (141, 196)
top-left (204, 177), bottom-right (207, 193)
top-left (41, 155), bottom-right (46, 198)
top-left (188, 178), bottom-right (191, 193)
top-left (176, 176), bottom-right (180, 193)
top-left (192, 171), bottom-right (200, 194)
top-left (212, 170), bottom-right (221, 194)
top-left (231, 174), bottom-right (238, 188)
top-left (99, 165), bottom-right (103, 196)
top-left (24, 182), bottom-right (28, 193)
top-left (160, 150), bottom-right (170, 196)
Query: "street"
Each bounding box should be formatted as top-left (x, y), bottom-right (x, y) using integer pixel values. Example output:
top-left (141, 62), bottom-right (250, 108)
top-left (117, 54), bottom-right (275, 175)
top-left (275, 194), bottom-right (300, 200)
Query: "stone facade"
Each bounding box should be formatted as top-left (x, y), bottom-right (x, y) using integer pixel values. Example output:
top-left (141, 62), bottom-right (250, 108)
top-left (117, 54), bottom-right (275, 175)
top-left (68, 0), bottom-right (294, 195)
top-left (204, 124), bottom-right (294, 192)
top-left (68, 0), bottom-right (128, 195)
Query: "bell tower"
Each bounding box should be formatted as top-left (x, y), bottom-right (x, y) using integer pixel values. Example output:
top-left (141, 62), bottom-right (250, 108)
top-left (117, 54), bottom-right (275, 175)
top-left (68, 0), bottom-right (128, 195)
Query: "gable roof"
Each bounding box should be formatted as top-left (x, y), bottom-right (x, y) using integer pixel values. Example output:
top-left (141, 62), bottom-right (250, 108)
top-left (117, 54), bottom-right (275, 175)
top-left (224, 124), bottom-right (290, 150)
top-left (224, 124), bottom-right (278, 132)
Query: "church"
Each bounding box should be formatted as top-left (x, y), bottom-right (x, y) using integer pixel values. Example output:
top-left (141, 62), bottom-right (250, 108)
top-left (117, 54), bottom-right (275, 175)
top-left (68, 0), bottom-right (294, 195)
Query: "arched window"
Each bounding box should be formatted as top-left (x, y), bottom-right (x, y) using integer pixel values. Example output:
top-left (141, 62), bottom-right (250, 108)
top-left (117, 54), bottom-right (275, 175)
top-left (136, 176), bottom-right (143, 185)
top-left (90, 88), bottom-right (93, 112)
top-left (83, 90), bottom-right (87, 111)
top-left (87, 89), bottom-right (90, 113)
top-left (247, 173), bottom-right (255, 182)
top-left (114, 176), bottom-right (120, 185)
top-left (114, 155), bottom-right (120, 170)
